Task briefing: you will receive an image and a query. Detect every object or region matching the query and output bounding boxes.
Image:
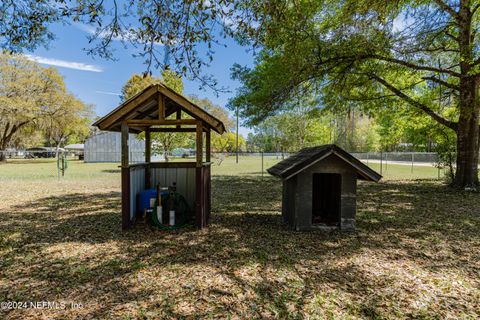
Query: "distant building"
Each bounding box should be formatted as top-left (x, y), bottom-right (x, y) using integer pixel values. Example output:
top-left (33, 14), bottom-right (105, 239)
top-left (4, 148), bottom-right (24, 158)
top-left (65, 143), bottom-right (85, 160)
top-left (64, 144), bottom-right (84, 152)
top-left (84, 131), bottom-right (145, 163)
top-left (25, 147), bottom-right (61, 158)
top-left (172, 148), bottom-right (195, 158)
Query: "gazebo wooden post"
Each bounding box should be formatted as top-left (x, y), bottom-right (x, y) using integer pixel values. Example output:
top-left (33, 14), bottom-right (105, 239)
top-left (145, 127), bottom-right (151, 189)
top-left (205, 128), bottom-right (211, 223)
top-left (195, 121), bottom-right (204, 228)
top-left (206, 129), bottom-right (211, 162)
top-left (196, 121), bottom-right (203, 166)
top-left (121, 122), bottom-right (131, 230)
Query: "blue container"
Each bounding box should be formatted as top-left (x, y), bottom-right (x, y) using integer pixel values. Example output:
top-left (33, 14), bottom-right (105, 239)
top-left (137, 189), bottom-right (168, 216)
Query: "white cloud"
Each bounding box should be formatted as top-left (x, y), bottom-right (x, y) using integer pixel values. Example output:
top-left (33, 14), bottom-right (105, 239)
top-left (95, 90), bottom-right (121, 96)
top-left (392, 17), bottom-right (405, 32)
top-left (74, 23), bottom-right (96, 35)
top-left (393, 13), bottom-right (413, 33)
top-left (74, 23), bottom-right (164, 46)
top-left (75, 23), bottom-right (117, 40)
top-left (25, 54), bottom-right (103, 72)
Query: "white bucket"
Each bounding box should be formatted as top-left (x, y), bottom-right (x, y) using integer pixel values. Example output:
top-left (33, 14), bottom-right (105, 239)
top-left (157, 206), bottom-right (163, 224)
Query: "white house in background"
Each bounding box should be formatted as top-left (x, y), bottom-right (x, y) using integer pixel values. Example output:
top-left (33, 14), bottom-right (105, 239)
top-left (84, 131), bottom-right (146, 163)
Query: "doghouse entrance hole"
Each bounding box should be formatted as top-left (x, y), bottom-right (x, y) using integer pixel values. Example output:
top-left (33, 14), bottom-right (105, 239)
top-left (312, 173), bottom-right (341, 226)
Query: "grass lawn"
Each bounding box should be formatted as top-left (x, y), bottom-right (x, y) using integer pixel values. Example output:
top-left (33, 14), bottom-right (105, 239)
top-left (0, 158), bottom-right (479, 319)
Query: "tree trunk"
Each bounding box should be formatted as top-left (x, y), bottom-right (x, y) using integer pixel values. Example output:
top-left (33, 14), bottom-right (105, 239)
top-left (454, 76), bottom-right (480, 188)
top-left (164, 147), bottom-right (169, 162)
top-left (1, 128), bottom-right (9, 162)
top-left (54, 135), bottom-right (66, 159)
top-left (454, 4), bottom-right (479, 188)
top-left (55, 143), bottom-right (61, 160)
top-left (0, 121), bottom-right (30, 162)
top-left (0, 139), bottom-right (7, 162)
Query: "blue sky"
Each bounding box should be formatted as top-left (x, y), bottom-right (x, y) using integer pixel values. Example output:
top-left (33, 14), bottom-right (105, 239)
top-left (29, 22), bottom-right (254, 136)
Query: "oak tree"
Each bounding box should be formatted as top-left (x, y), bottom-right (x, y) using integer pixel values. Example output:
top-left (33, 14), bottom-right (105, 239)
top-left (0, 53), bottom-right (89, 161)
top-left (230, 0), bottom-right (480, 188)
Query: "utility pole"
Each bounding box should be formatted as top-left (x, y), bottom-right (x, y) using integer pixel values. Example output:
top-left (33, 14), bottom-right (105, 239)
top-left (236, 105), bottom-right (239, 164)
top-left (261, 151), bottom-right (264, 179)
top-left (351, 108), bottom-right (355, 151)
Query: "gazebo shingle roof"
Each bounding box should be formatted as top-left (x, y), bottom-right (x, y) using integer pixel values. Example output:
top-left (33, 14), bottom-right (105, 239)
top-left (93, 83), bottom-right (226, 134)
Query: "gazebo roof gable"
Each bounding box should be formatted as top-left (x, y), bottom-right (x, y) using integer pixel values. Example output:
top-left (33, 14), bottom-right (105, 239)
top-left (93, 83), bottom-right (226, 134)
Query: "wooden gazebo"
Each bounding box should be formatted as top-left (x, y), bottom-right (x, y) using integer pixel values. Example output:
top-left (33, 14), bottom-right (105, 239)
top-left (93, 83), bottom-right (226, 230)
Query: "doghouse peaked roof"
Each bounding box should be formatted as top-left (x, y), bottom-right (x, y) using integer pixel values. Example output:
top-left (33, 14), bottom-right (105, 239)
top-left (93, 83), bottom-right (226, 134)
top-left (268, 145), bottom-right (382, 181)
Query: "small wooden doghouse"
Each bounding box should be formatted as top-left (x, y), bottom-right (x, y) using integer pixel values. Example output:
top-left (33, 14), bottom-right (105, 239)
top-left (93, 83), bottom-right (226, 230)
top-left (268, 145), bottom-right (381, 231)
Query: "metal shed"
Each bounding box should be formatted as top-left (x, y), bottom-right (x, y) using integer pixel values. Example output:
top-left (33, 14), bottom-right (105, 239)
top-left (93, 83), bottom-right (225, 230)
top-left (84, 131), bottom-right (145, 163)
top-left (268, 145), bottom-right (381, 231)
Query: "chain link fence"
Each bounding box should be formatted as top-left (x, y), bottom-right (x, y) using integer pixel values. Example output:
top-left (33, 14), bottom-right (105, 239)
top-left (351, 152), bottom-right (438, 164)
top-left (208, 151), bottom-right (447, 179)
top-left (0, 150), bottom-right (450, 179)
top-left (84, 151), bottom-right (148, 163)
top-left (0, 149), bottom-right (82, 160)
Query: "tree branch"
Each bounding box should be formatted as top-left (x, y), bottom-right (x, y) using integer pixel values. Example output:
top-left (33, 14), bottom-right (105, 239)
top-left (370, 54), bottom-right (462, 77)
top-left (473, 3), bottom-right (480, 15)
top-left (434, 0), bottom-right (460, 20)
top-left (368, 73), bottom-right (458, 131)
top-left (6, 121), bottom-right (29, 141)
top-left (0, 120), bottom-right (30, 149)
top-left (422, 76), bottom-right (460, 90)
top-left (472, 56), bottom-right (480, 66)
top-left (1, 122), bottom-right (10, 145)
top-left (445, 32), bottom-right (459, 43)
top-left (314, 52), bottom-right (462, 78)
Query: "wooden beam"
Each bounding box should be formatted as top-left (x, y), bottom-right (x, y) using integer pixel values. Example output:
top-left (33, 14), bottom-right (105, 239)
top-left (121, 122), bottom-right (131, 230)
top-left (158, 95), bottom-right (165, 120)
top-left (127, 126), bottom-right (148, 132)
top-left (125, 163), bottom-right (148, 169)
top-left (176, 109), bottom-right (181, 129)
top-left (206, 165), bottom-right (211, 225)
top-left (145, 129), bottom-right (151, 189)
top-left (130, 100), bottom-right (174, 123)
top-left (157, 85), bottom-right (225, 134)
top-left (121, 167), bottom-right (131, 230)
top-left (195, 166), bottom-right (203, 229)
top-left (206, 129), bottom-right (211, 162)
top-left (150, 162), bottom-right (197, 168)
top-left (196, 121), bottom-right (203, 167)
top-left (121, 122), bottom-right (129, 167)
top-left (134, 109), bottom-right (157, 120)
top-left (145, 129), bottom-right (151, 162)
top-left (97, 86), bottom-right (158, 129)
top-left (126, 119), bottom-right (197, 126)
top-left (149, 127), bottom-right (196, 133)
